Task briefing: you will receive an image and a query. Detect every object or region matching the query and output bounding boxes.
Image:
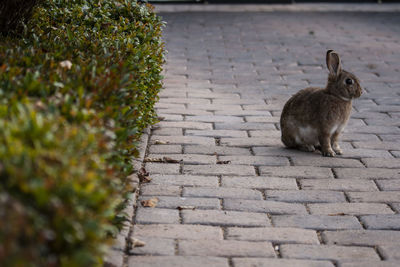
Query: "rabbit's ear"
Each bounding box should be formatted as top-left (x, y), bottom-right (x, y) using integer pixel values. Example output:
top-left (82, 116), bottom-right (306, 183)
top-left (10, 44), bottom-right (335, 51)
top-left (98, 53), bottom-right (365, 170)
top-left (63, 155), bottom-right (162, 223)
top-left (326, 50), bottom-right (342, 76)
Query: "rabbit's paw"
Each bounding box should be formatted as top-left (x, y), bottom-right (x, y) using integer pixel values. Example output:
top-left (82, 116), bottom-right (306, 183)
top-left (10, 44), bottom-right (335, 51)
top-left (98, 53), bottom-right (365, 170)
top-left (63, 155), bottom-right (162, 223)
top-left (299, 145), bottom-right (316, 152)
top-left (333, 146), bottom-right (343, 155)
top-left (322, 149), bottom-right (336, 157)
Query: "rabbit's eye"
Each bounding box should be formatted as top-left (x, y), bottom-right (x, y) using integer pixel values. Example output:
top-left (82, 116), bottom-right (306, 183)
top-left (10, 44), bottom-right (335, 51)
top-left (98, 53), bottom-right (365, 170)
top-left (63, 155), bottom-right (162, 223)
top-left (345, 78), bottom-right (353, 85)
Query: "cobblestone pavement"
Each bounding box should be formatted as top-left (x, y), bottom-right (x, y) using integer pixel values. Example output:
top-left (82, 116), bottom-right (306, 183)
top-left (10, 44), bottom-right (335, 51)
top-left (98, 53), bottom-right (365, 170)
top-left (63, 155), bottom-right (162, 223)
top-left (127, 5), bottom-right (400, 267)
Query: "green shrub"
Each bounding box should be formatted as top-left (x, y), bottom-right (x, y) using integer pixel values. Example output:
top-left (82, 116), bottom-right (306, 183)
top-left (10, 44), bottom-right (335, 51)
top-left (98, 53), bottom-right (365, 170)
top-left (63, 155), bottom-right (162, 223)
top-left (0, 104), bottom-right (117, 266)
top-left (0, 0), bottom-right (164, 265)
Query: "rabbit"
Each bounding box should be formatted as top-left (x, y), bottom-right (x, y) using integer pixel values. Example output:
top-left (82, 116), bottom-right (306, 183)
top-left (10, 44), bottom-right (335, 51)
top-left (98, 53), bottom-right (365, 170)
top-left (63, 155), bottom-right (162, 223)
top-left (280, 50), bottom-right (362, 157)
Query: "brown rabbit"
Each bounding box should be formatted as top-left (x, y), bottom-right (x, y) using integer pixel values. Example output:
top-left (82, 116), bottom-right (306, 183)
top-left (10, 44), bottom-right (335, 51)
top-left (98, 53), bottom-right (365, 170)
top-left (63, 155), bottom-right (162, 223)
top-left (280, 50), bottom-right (362, 157)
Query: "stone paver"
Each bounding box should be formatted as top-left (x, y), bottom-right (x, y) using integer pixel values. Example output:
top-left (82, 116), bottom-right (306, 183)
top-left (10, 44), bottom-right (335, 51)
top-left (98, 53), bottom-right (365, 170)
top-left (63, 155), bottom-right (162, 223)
top-left (272, 215), bottom-right (362, 230)
top-left (125, 4), bottom-right (400, 267)
top-left (300, 178), bottom-right (378, 192)
top-left (266, 190), bottom-right (346, 203)
top-left (128, 256), bottom-right (229, 267)
top-left (179, 239), bottom-right (275, 257)
top-left (135, 208), bottom-right (180, 224)
top-left (129, 237), bottom-right (175, 255)
top-left (226, 227), bottom-right (319, 244)
top-left (182, 209), bottom-right (271, 227)
top-left (133, 224), bottom-right (223, 240)
top-left (183, 164), bottom-right (256, 176)
top-left (182, 186), bottom-right (263, 200)
top-left (224, 199), bottom-right (307, 214)
top-left (142, 196), bottom-right (221, 210)
top-left (232, 258), bottom-right (334, 267)
top-left (361, 215), bottom-right (400, 230)
top-left (379, 245), bottom-right (400, 260)
top-left (322, 230), bottom-right (400, 246)
top-left (280, 244), bottom-right (380, 261)
top-left (308, 203), bottom-right (394, 215)
top-left (341, 262), bottom-right (400, 267)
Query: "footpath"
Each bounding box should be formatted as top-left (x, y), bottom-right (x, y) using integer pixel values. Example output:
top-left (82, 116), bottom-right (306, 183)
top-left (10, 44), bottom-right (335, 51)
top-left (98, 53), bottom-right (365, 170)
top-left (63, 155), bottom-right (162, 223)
top-left (124, 4), bottom-right (400, 267)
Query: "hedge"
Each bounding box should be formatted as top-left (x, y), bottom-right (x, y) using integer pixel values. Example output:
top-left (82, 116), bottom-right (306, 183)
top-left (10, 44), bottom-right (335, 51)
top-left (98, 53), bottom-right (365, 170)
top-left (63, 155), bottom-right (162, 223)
top-left (0, 0), bottom-right (164, 265)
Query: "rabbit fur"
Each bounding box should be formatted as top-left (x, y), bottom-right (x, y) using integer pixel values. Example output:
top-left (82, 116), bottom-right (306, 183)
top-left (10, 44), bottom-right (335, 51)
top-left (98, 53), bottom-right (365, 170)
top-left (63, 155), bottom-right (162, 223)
top-left (280, 50), bottom-right (362, 157)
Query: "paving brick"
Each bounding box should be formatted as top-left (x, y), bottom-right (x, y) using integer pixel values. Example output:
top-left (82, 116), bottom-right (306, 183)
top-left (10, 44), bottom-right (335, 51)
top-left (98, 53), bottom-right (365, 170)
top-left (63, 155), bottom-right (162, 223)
top-left (132, 224), bottom-right (223, 240)
top-left (246, 117), bottom-right (280, 123)
top-left (183, 187), bottom-right (263, 200)
top-left (183, 164), bottom-right (256, 176)
top-left (141, 196), bottom-right (220, 210)
top-left (220, 137), bottom-right (281, 147)
top-left (353, 141), bottom-right (400, 150)
top-left (182, 209), bottom-right (270, 227)
top-left (158, 98), bottom-right (210, 105)
top-left (152, 127), bottom-right (183, 136)
top-left (272, 215), bottom-right (362, 230)
top-left (218, 155), bottom-right (290, 166)
top-left (154, 121), bottom-right (213, 130)
top-left (248, 130), bottom-right (281, 137)
top-left (347, 191), bottom-right (400, 203)
top-left (184, 145), bottom-right (252, 155)
top-left (215, 122), bottom-right (276, 130)
top-left (187, 103), bottom-right (242, 111)
top-left (222, 176), bottom-right (298, 190)
top-left (308, 203), bottom-right (394, 215)
top-left (341, 133), bottom-right (380, 142)
top-left (266, 190), bottom-right (346, 203)
top-left (280, 244), bottom-right (379, 261)
top-left (150, 135), bottom-right (215, 146)
top-left (362, 158), bottom-right (400, 168)
top-left (361, 215), bottom-right (400, 230)
top-left (380, 134), bottom-right (400, 142)
top-left (341, 148), bottom-right (394, 159)
top-left (391, 203), bottom-right (400, 212)
top-left (226, 227), bottom-right (318, 244)
top-left (156, 114), bottom-right (185, 122)
top-left (215, 110), bottom-right (275, 117)
top-left (392, 150), bottom-right (400, 158)
top-left (375, 179), bottom-right (400, 191)
top-left (253, 147), bottom-right (315, 157)
top-left (145, 163), bottom-right (180, 175)
top-left (212, 98), bottom-right (266, 105)
top-left (348, 126), bottom-right (400, 135)
top-left (141, 185), bottom-right (181, 196)
top-left (128, 256), bottom-right (229, 267)
top-left (158, 108), bottom-right (213, 116)
top-left (186, 115), bottom-right (244, 123)
top-left (135, 208), bottom-right (180, 224)
top-left (351, 111), bottom-right (390, 120)
top-left (186, 129), bottom-right (248, 138)
top-left (224, 199), bottom-right (307, 214)
top-left (260, 166), bottom-right (334, 179)
top-left (149, 145), bottom-right (182, 154)
top-left (231, 258), bottom-right (334, 267)
top-left (379, 245), bottom-right (400, 260)
top-left (334, 168), bottom-right (400, 179)
top-left (150, 174), bottom-right (219, 187)
top-left (322, 230), bottom-right (400, 246)
top-left (179, 239), bottom-right (275, 257)
top-left (243, 104), bottom-right (282, 111)
top-left (148, 153), bottom-right (216, 165)
top-left (189, 92), bottom-right (240, 99)
top-left (155, 102), bottom-right (186, 109)
top-left (292, 156), bottom-right (364, 168)
top-left (300, 179), bottom-right (378, 192)
top-left (340, 261), bottom-right (400, 267)
top-left (129, 237), bottom-right (175, 255)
